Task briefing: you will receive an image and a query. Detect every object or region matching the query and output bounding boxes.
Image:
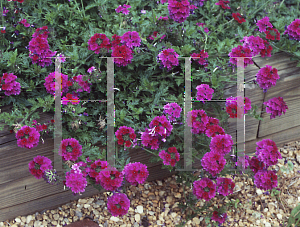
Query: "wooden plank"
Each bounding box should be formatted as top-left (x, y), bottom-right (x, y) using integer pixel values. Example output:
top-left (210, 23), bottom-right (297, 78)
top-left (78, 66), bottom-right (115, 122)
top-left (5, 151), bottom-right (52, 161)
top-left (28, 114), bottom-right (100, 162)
top-left (236, 125), bottom-right (300, 157)
top-left (258, 75), bottom-right (300, 138)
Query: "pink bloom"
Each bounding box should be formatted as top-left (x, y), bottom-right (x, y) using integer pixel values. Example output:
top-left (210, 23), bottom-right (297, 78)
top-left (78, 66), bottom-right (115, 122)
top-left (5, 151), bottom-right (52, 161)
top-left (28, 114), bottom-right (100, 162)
top-left (210, 134), bottom-right (233, 156)
top-left (28, 155), bottom-right (53, 179)
top-left (186, 109), bottom-right (209, 134)
top-left (65, 171), bottom-right (87, 194)
top-left (163, 102), bottom-right (182, 122)
top-left (122, 162), bottom-right (149, 186)
top-left (225, 96), bottom-right (252, 119)
top-left (255, 139), bottom-right (282, 168)
top-left (193, 178), bottom-right (216, 201)
top-left (201, 152), bottom-right (226, 177)
top-left (158, 147), bottom-right (180, 167)
top-left (265, 27), bottom-right (281, 41)
top-left (283, 18), bottom-right (300, 41)
top-left (256, 16), bottom-right (273, 33)
top-left (121, 31), bottom-right (141, 49)
top-left (195, 84), bottom-right (214, 103)
top-left (216, 177), bottom-right (235, 197)
top-left (107, 193), bottom-right (130, 217)
top-left (87, 66), bottom-right (96, 74)
top-left (60, 138), bottom-right (82, 162)
top-left (96, 165), bottom-right (124, 191)
top-left (16, 125), bottom-right (40, 149)
top-left (263, 96), bottom-right (288, 120)
top-left (158, 48), bottom-right (179, 71)
top-left (168, 0), bottom-right (190, 23)
top-left (254, 170), bottom-right (278, 190)
top-left (215, 0), bottom-right (230, 9)
top-left (211, 211), bottom-right (227, 224)
top-left (228, 45), bottom-right (253, 68)
top-left (111, 45), bottom-right (133, 67)
top-left (256, 65), bottom-right (280, 90)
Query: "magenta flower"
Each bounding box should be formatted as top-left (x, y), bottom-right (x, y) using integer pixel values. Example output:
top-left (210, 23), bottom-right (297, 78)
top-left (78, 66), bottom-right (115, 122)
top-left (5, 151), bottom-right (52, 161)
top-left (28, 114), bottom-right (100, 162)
top-left (168, 0), bottom-right (190, 23)
top-left (121, 31), bottom-right (141, 49)
top-left (240, 35), bottom-right (266, 57)
top-left (186, 109), bottom-right (209, 134)
top-left (107, 193), bottom-right (130, 217)
top-left (44, 72), bottom-right (69, 96)
top-left (122, 162), bottom-right (149, 186)
top-left (158, 48), bottom-right (179, 71)
top-left (249, 156), bottom-right (266, 174)
top-left (72, 74), bottom-right (92, 93)
top-left (115, 126), bottom-right (137, 149)
top-left (283, 18), bottom-right (300, 41)
top-left (87, 66), bottom-right (96, 74)
top-left (111, 45), bottom-right (133, 67)
top-left (211, 211), bottom-right (228, 224)
top-left (193, 178), bottom-right (216, 201)
top-left (1, 72), bottom-right (21, 96)
top-left (263, 96), bottom-right (288, 119)
top-left (163, 102), bottom-right (182, 122)
top-left (16, 125), bottom-right (40, 149)
top-left (60, 138), bottom-right (83, 162)
top-left (141, 128), bottom-right (161, 150)
top-left (149, 115), bottom-right (173, 138)
top-left (159, 147), bottom-right (180, 167)
top-left (228, 45), bottom-right (253, 68)
top-left (28, 156), bottom-right (53, 179)
top-left (65, 171), bottom-right (87, 194)
top-left (88, 33), bottom-right (111, 54)
top-left (191, 50), bottom-right (209, 67)
top-left (254, 170), bottom-right (278, 190)
top-left (256, 16), bottom-right (273, 33)
top-left (216, 177), bottom-right (235, 197)
top-left (96, 165), bottom-right (124, 191)
top-left (115, 4), bottom-right (131, 15)
top-left (61, 93), bottom-right (80, 106)
top-left (265, 27), bottom-right (281, 41)
top-left (235, 155), bottom-right (250, 169)
top-left (195, 84), bottom-right (214, 103)
top-left (205, 117), bottom-right (225, 138)
top-left (201, 151), bottom-right (226, 177)
top-left (225, 96), bottom-right (252, 119)
top-left (210, 134), bottom-right (233, 156)
top-left (255, 139), bottom-right (282, 168)
top-left (215, 0), bottom-right (230, 9)
top-left (232, 12), bottom-right (245, 24)
top-left (256, 65), bottom-right (280, 90)
top-left (85, 160), bottom-right (108, 179)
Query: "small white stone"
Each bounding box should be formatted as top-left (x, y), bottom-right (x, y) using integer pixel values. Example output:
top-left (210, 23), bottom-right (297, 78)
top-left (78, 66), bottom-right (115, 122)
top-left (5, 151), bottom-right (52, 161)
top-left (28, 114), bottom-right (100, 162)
top-left (110, 216), bottom-right (120, 222)
top-left (256, 189), bottom-right (263, 195)
top-left (26, 215), bottom-right (33, 224)
top-left (15, 218), bottom-right (21, 223)
top-left (148, 211), bottom-right (155, 216)
top-left (135, 205), bottom-right (143, 214)
top-left (135, 214), bottom-right (141, 222)
top-left (277, 213), bottom-right (282, 220)
top-left (192, 217), bottom-right (200, 225)
top-left (157, 180), bottom-right (162, 186)
top-left (265, 222), bottom-right (271, 227)
top-left (34, 221), bottom-right (41, 227)
top-left (264, 208), bottom-right (268, 212)
top-left (83, 204), bottom-right (90, 208)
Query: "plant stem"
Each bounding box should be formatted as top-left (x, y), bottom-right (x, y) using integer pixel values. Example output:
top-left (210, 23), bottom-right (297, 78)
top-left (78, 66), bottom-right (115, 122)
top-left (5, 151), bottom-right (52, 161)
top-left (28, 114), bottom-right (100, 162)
top-left (252, 59), bottom-right (261, 69)
top-left (142, 147), bottom-right (159, 157)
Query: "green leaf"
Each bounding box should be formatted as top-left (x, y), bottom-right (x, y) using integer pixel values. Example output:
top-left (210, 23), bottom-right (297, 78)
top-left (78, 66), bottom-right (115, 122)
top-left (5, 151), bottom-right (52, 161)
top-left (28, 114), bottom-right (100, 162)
top-left (287, 160), bottom-right (294, 171)
top-left (287, 204), bottom-right (300, 227)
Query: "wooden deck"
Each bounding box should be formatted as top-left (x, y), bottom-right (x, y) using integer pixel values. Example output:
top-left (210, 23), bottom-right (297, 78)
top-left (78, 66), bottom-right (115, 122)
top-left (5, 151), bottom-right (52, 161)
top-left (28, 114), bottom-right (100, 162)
top-left (0, 51), bottom-right (299, 222)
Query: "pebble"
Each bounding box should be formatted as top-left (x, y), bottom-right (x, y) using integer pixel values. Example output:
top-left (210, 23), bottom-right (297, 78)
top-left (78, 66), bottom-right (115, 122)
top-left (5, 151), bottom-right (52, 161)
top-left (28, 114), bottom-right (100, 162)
top-left (135, 205), bottom-right (143, 214)
top-left (26, 215), bottom-right (33, 224)
top-left (135, 214), bottom-right (140, 222)
top-left (110, 216), bottom-right (119, 222)
top-left (277, 213), bottom-right (282, 220)
top-left (14, 218), bottom-right (21, 223)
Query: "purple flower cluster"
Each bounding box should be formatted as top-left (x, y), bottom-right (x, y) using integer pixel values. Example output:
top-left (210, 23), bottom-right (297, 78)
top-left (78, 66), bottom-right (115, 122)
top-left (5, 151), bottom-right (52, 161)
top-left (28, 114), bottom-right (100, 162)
top-left (28, 26), bottom-right (57, 67)
top-left (72, 75), bottom-right (92, 93)
top-left (256, 65), bottom-right (280, 90)
top-left (28, 155), bottom-right (52, 179)
top-left (0, 72), bottom-right (21, 96)
top-left (201, 151), bottom-right (227, 177)
top-left (16, 125), bottom-right (40, 149)
top-left (255, 139), bottom-right (282, 168)
top-left (263, 96), bottom-right (288, 119)
top-left (115, 4), bottom-right (131, 15)
top-left (163, 102), bottom-right (182, 122)
top-left (193, 178), bottom-right (216, 201)
top-left (195, 84), bottom-right (214, 103)
top-left (44, 72), bottom-right (70, 96)
top-left (210, 134), bottom-right (234, 156)
top-left (283, 18), bottom-right (300, 41)
top-left (65, 162), bottom-right (88, 194)
top-left (60, 138), bottom-right (83, 162)
top-left (157, 48), bottom-right (180, 71)
top-left (96, 165), bottom-right (124, 191)
top-left (168, 0), bottom-right (190, 23)
top-left (122, 162), bottom-right (149, 186)
top-left (186, 109), bottom-right (209, 134)
top-left (107, 193), bottom-right (130, 217)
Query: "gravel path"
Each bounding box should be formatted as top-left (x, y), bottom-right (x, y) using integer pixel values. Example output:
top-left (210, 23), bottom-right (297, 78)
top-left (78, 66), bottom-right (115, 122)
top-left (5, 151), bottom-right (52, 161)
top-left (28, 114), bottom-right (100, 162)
top-left (1, 141), bottom-right (299, 227)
